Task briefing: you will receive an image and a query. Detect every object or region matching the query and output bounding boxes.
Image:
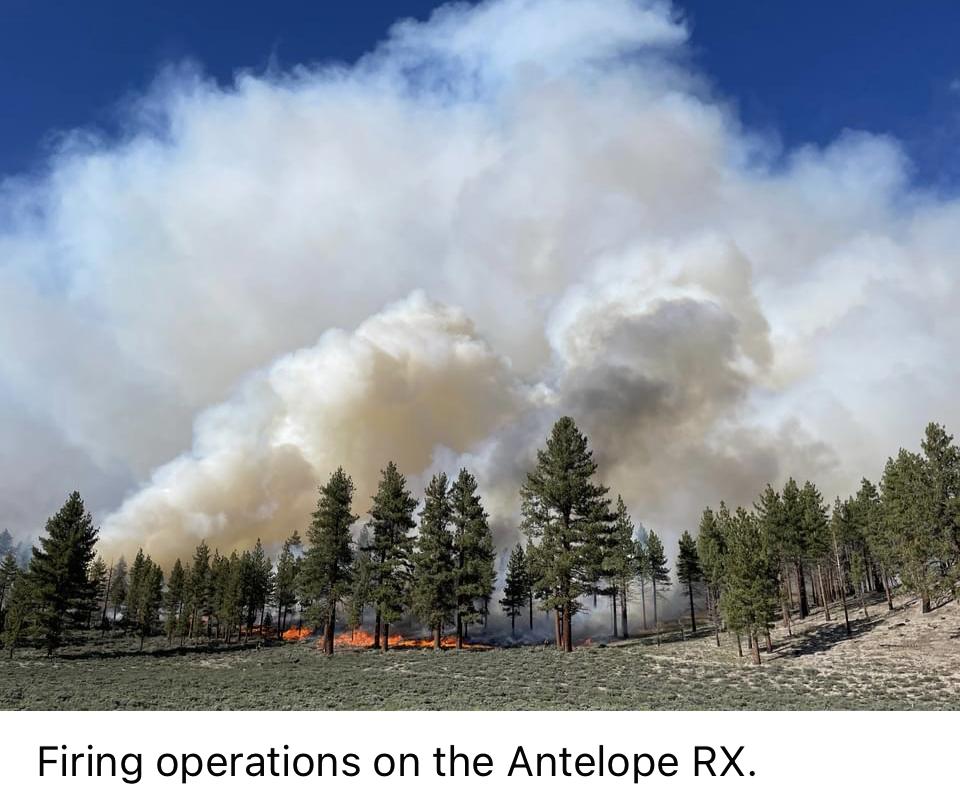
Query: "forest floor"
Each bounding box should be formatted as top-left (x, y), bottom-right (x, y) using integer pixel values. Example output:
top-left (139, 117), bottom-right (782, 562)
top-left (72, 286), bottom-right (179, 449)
top-left (2, 594), bottom-right (959, 710)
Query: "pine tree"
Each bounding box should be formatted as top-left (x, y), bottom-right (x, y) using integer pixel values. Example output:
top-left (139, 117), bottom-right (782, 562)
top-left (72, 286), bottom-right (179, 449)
top-left (301, 467), bottom-right (358, 654)
top-left (367, 462), bottom-right (417, 651)
top-left (881, 449), bottom-right (941, 613)
top-left (697, 505), bottom-right (726, 646)
top-left (274, 531), bottom-right (302, 636)
top-left (0, 552), bottom-right (19, 630)
top-left (798, 480), bottom-right (832, 620)
top-left (450, 468), bottom-right (495, 648)
top-left (500, 542), bottom-right (529, 634)
top-left (347, 527), bottom-right (374, 636)
top-left (645, 530), bottom-right (671, 627)
top-left (126, 549), bottom-right (148, 634)
top-left (780, 478), bottom-right (810, 618)
top-left (720, 507), bottom-right (779, 664)
top-left (634, 533), bottom-right (649, 631)
top-left (754, 484), bottom-right (793, 633)
top-left (133, 558), bottom-right (163, 649)
top-left (607, 496), bottom-right (636, 638)
top-left (185, 541), bottom-right (212, 638)
top-left (0, 529), bottom-right (12, 558)
top-left (108, 555), bottom-right (128, 624)
top-left (412, 473), bottom-right (457, 648)
top-left (2, 569), bottom-right (31, 658)
top-left (86, 556), bottom-right (108, 629)
top-left (164, 559), bottom-right (186, 643)
top-left (520, 416), bottom-right (611, 652)
top-left (28, 491), bottom-right (99, 654)
top-left (676, 530), bottom-right (703, 632)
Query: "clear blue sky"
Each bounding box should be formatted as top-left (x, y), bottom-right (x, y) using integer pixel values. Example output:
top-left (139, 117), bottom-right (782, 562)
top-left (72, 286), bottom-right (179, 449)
top-left (2, 1), bottom-right (959, 185)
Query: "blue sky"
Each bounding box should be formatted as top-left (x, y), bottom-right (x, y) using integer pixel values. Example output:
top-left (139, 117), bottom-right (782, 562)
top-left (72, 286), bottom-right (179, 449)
top-left (1, 1), bottom-right (959, 185)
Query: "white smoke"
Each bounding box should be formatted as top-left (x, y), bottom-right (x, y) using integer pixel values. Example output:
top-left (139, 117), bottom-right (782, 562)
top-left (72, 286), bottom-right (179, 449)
top-left (2, 0), bottom-right (959, 578)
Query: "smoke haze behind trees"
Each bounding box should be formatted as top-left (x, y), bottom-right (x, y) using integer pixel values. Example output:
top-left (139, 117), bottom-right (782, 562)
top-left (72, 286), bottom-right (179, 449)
top-left (2, 0), bottom-right (960, 573)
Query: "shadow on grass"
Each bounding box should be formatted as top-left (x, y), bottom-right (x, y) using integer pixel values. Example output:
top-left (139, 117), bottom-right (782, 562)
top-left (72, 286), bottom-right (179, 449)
top-left (774, 615), bottom-right (884, 659)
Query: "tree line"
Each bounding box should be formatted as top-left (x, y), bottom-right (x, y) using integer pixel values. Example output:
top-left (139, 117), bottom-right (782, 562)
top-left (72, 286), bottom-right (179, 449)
top-left (2, 417), bottom-right (958, 660)
top-left (696, 421), bottom-right (960, 664)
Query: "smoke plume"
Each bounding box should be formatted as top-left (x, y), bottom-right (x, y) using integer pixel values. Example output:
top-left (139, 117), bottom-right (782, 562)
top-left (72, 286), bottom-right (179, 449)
top-left (2, 0), bottom-right (960, 585)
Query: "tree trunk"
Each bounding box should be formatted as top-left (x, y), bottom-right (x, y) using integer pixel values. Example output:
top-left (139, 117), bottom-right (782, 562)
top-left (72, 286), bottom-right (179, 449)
top-left (751, 630), bottom-right (761, 665)
top-left (435, 624), bottom-right (442, 650)
top-left (324, 604), bottom-right (336, 655)
top-left (382, 621), bottom-right (390, 652)
top-left (611, 590), bottom-right (618, 638)
top-left (374, 609), bottom-right (381, 649)
top-left (796, 560), bottom-right (809, 618)
top-left (563, 602), bottom-right (573, 652)
top-left (735, 632), bottom-right (743, 657)
top-left (651, 578), bottom-right (658, 626)
top-left (921, 590), bottom-right (931, 614)
top-left (640, 580), bottom-right (648, 630)
top-left (765, 630), bottom-right (773, 653)
top-left (819, 565), bottom-right (831, 621)
top-left (528, 593), bottom-right (534, 630)
top-left (620, 585), bottom-right (629, 639)
top-left (456, 611), bottom-right (464, 650)
top-left (687, 583), bottom-right (696, 633)
top-left (554, 609), bottom-right (563, 650)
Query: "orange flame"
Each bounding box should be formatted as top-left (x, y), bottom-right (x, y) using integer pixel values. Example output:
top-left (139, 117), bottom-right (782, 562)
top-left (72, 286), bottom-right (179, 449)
top-left (282, 625), bottom-right (313, 642)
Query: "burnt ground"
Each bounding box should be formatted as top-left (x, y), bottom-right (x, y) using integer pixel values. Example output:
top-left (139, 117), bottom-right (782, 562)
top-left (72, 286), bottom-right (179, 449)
top-left (2, 595), bottom-right (959, 710)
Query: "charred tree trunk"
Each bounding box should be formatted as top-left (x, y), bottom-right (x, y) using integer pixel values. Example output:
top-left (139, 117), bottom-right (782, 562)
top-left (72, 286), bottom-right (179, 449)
top-left (687, 582), bottom-right (697, 633)
top-left (382, 621), bottom-right (390, 652)
top-left (456, 611), bottom-right (464, 650)
top-left (796, 560), bottom-right (809, 618)
top-left (528, 593), bottom-right (534, 630)
top-left (563, 602), bottom-right (573, 652)
top-left (374, 610), bottom-right (381, 649)
top-left (434, 624), bottom-right (442, 651)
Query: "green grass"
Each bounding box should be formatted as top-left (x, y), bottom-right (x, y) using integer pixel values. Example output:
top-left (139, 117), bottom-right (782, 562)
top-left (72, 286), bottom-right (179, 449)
top-left (1, 622), bottom-right (957, 710)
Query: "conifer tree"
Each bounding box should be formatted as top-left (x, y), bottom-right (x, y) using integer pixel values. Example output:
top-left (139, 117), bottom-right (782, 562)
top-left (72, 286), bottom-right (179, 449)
top-left (800, 481), bottom-right (831, 620)
top-left (2, 569), bottom-right (31, 658)
top-left (697, 505), bottom-right (726, 646)
top-left (274, 531), bottom-right (302, 635)
top-left (521, 417), bottom-right (611, 652)
top-left (412, 473), bottom-right (457, 648)
top-left (108, 555), bottom-right (127, 623)
top-left (645, 530), bottom-right (671, 627)
top-left (86, 556), bottom-right (108, 629)
top-left (133, 558), bottom-right (163, 649)
top-left (164, 559), bottom-right (186, 643)
top-left (720, 507), bottom-right (778, 664)
top-left (185, 541), bottom-right (212, 638)
top-left (301, 467), bottom-right (358, 654)
top-left (881, 449), bottom-right (940, 613)
top-left (500, 542), bottom-right (529, 634)
top-left (634, 534), bottom-right (649, 630)
top-left (676, 530), bottom-right (703, 632)
top-left (0, 552), bottom-right (20, 630)
top-left (126, 549), bottom-right (148, 633)
top-left (450, 468), bottom-right (495, 648)
top-left (754, 485), bottom-right (793, 632)
top-left (607, 496), bottom-right (636, 638)
top-left (28, 491), bottom-right (99, 653)
top-left (367, 462), bottom-right (417, 652)
top-left (0, 529), bottom-right (12, 558)
top-left (780, 478), bottom-right (810, 618)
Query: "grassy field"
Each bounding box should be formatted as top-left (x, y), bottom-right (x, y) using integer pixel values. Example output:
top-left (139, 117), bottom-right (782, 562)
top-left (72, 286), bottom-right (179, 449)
top-left (2, 596), bottom-right (959, 710)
